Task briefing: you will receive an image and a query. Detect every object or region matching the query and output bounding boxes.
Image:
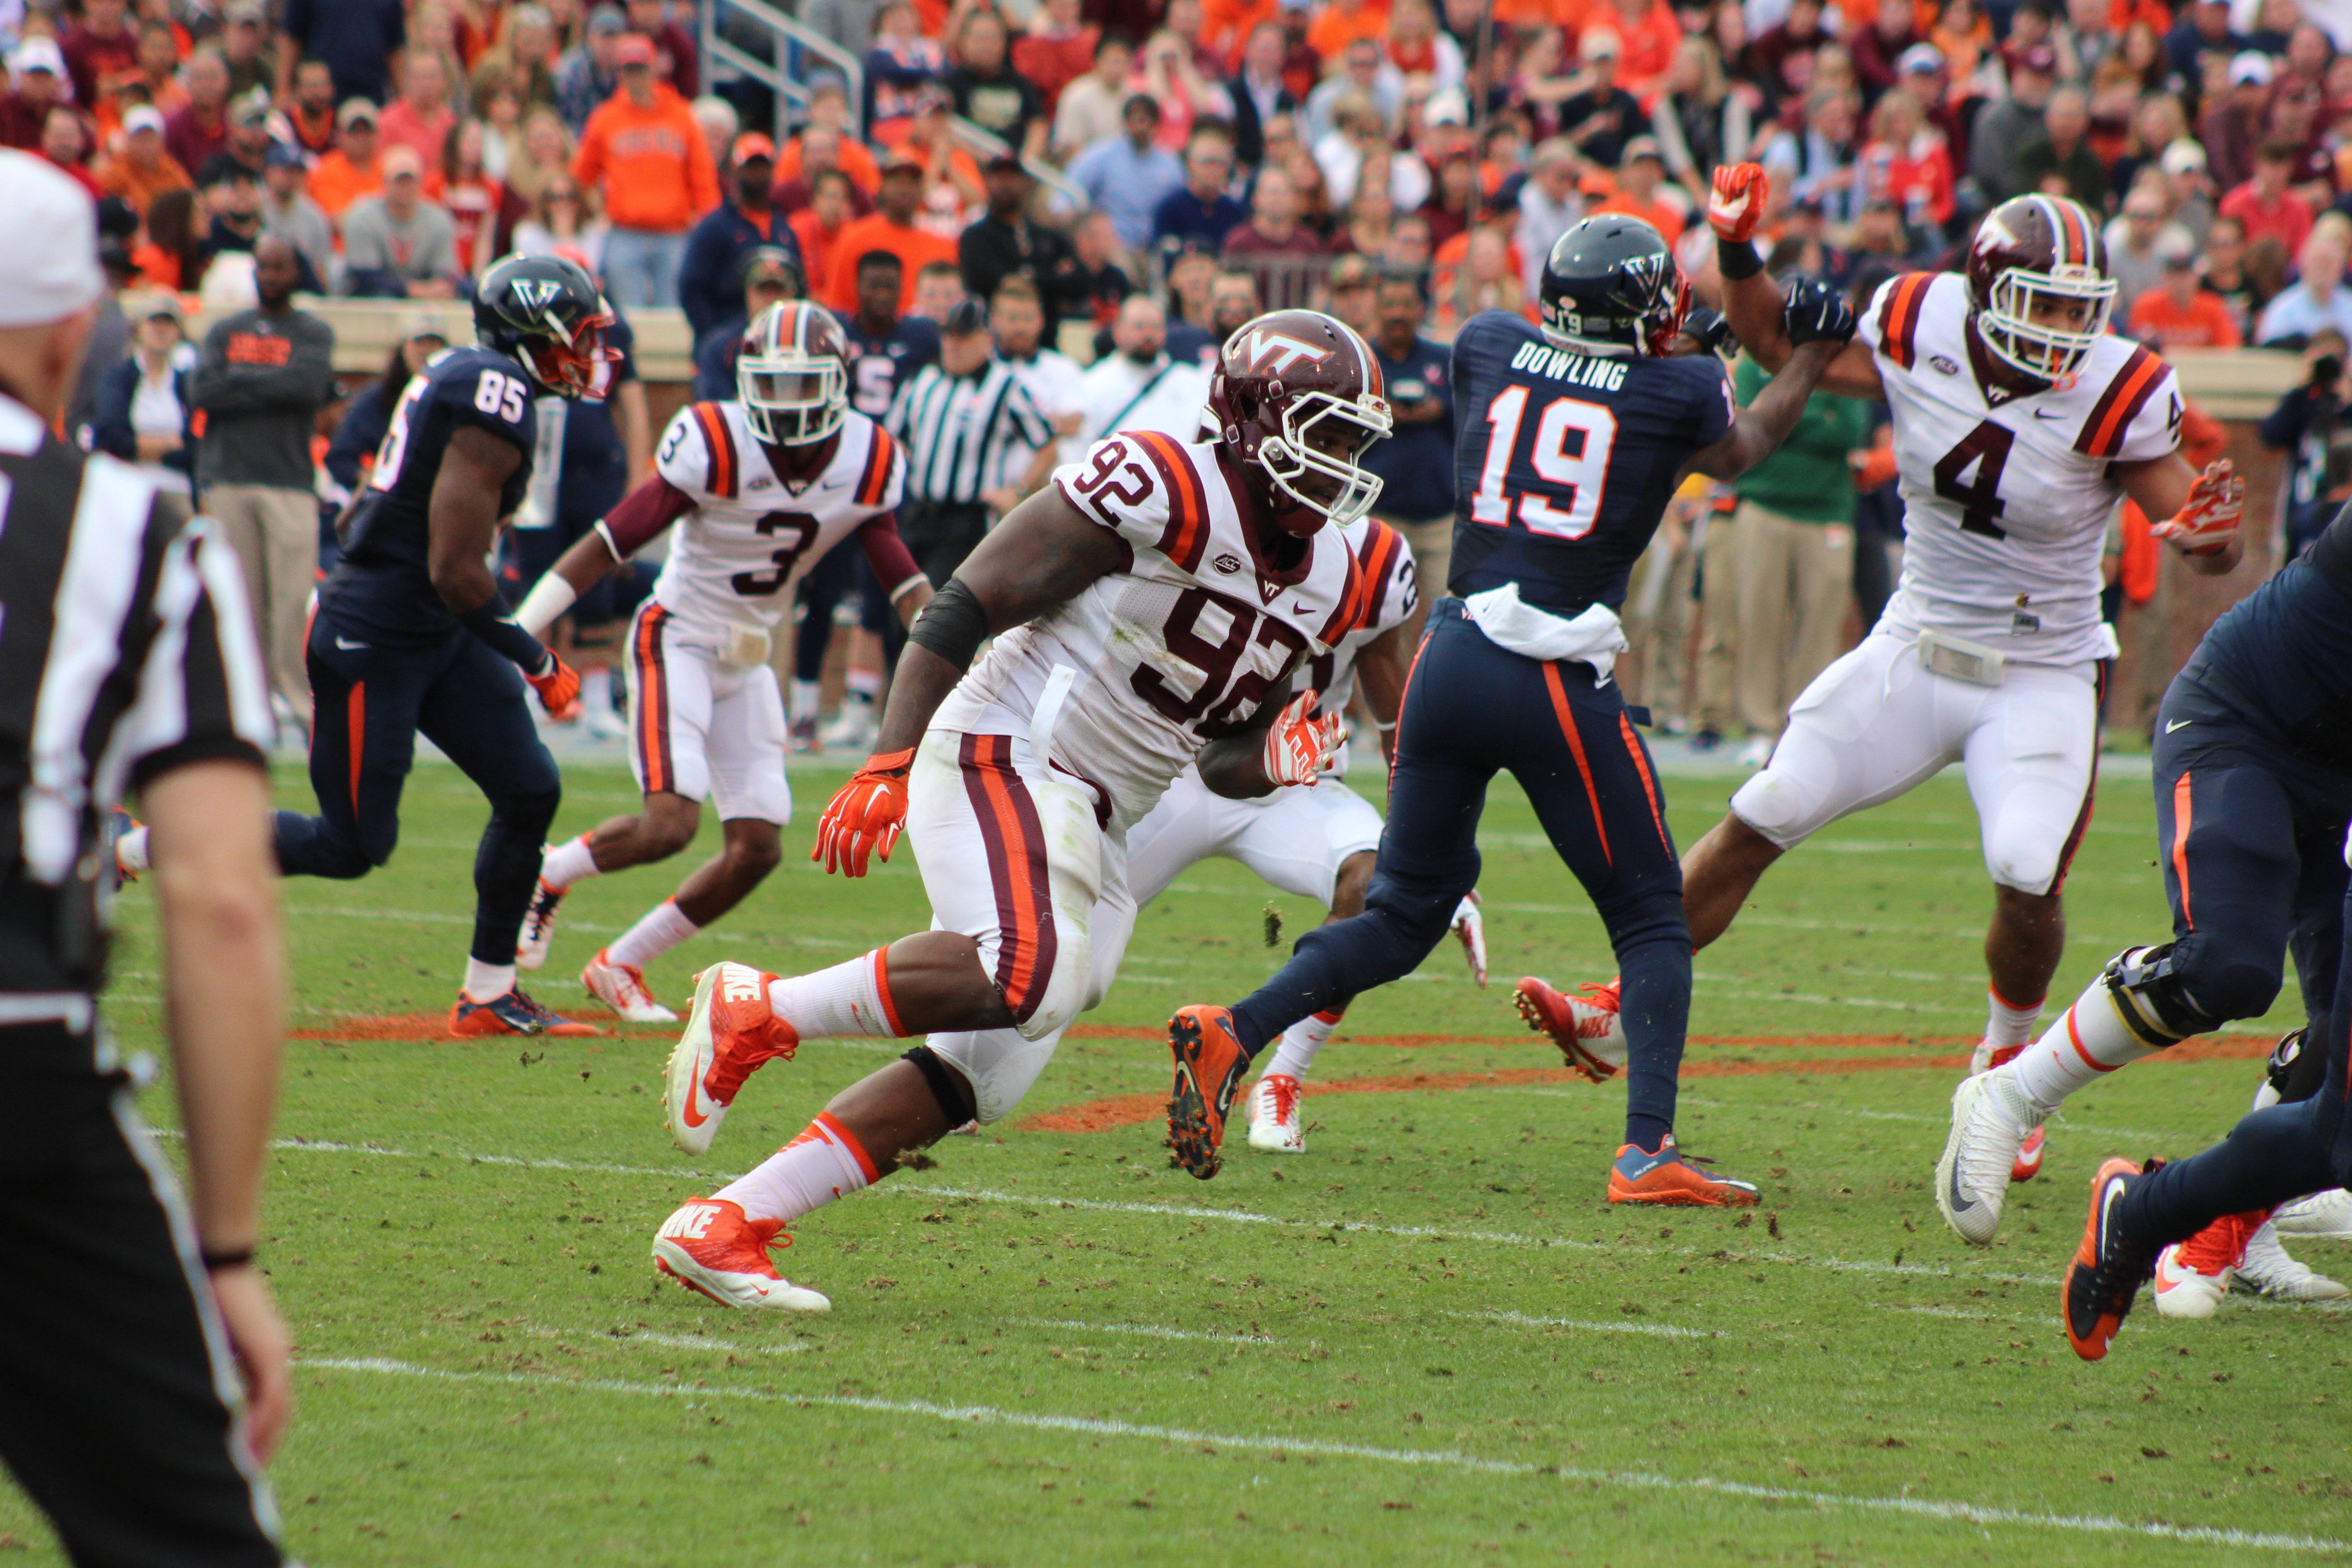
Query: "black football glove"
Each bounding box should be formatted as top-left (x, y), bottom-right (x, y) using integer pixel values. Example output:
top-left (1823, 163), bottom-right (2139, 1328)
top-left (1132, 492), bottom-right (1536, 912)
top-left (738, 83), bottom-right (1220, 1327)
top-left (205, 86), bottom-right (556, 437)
top-left (1783, 276), bottom-right (1858, 348)
top-left (1678, 307), bottom-right (1738, 357)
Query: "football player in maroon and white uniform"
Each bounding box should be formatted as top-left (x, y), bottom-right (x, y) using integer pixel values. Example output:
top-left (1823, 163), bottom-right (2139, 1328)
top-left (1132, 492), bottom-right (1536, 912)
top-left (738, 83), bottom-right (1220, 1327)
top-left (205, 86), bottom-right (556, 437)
top-left (509, 302), bottom-right (934, 1021)
top-left (642, 309), bottom-right (1393, 1311)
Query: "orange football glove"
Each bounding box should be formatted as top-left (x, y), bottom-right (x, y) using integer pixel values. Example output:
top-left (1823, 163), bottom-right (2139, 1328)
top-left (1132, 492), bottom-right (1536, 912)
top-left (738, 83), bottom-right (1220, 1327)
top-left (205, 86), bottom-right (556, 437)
top-left (813, 747), bottom-right (915, 877)
top-left (1708, 162), bottom-right (1770, 245)
top-left (525, 651), bottom-right (581, 715)
top-left (1261, 691), bottom-right (1344, 788)
top-left (2151, 458), bottom-right (2244, 555)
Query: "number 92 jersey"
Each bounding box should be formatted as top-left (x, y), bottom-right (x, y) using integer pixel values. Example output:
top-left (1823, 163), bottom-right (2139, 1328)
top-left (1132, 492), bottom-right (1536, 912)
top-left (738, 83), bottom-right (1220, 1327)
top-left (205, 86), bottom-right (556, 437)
top-left (1862, 270), bottom-right (2180, 665)
top-left (933, 429), bottom-right (1371, 833)
top-left (325, 346), bottom-right (540, 647)
top-left (1447, 309), bottom-right (1735, 616)
top-left (648, 399), bottom-right (906, 635)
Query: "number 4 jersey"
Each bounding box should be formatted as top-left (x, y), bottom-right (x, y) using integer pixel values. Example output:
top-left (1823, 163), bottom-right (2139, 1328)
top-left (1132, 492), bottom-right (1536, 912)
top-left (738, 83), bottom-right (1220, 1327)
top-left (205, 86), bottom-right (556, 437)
top-left (1862, 270), bottom-right (2180, 665)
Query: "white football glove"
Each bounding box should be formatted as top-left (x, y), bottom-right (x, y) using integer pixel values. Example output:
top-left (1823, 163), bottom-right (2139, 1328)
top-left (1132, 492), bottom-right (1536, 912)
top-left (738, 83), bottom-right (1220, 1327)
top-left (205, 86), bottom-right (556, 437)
top-left (2150, 458), bottom-right (2244, 555)
top-left (1261, 691), bottom-right (1344, 788)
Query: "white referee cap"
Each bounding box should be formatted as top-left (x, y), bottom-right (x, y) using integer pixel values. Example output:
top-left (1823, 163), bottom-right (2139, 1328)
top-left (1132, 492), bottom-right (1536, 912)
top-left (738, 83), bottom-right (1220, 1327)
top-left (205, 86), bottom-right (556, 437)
top-left (0, 152), bottom-right (101, 328)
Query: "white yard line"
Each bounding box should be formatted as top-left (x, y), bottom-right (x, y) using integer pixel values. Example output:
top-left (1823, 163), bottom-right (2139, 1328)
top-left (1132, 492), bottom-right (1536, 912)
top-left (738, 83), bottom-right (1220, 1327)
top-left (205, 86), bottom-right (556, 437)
top-left (1014, 1317), bottom-right (1279, 1344)
top-left (524, 1326), bottom-right (815, 1355)
top-left (298, 1357), bottom-right (2347, 1554)
top-left (1452, 1309), bottom-right (1715, 1339)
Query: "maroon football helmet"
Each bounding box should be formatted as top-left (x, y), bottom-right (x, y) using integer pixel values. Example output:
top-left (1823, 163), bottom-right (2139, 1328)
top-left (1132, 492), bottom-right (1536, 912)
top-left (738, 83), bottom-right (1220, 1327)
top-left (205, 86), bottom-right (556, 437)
top-left (1206, 308), bottom-right (1393, 535)
top-left (1964, 194), bottom-right (2116, 384)
top-left (738, 300), bottom-right (851, 445)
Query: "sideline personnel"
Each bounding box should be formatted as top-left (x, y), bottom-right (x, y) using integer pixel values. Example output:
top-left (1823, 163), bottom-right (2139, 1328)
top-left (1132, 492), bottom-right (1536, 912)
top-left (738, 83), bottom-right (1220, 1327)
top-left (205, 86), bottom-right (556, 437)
top-left (0, 152), bottom-right (293, 1563)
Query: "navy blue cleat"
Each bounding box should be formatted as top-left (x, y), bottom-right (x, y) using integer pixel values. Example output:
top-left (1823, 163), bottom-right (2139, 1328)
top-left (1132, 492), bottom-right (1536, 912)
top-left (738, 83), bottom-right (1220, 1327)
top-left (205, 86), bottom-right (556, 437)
top-left (1608, 1135), bottom-right (1760, 1207)
top-left (450, 988), bottom-right (601, 1039)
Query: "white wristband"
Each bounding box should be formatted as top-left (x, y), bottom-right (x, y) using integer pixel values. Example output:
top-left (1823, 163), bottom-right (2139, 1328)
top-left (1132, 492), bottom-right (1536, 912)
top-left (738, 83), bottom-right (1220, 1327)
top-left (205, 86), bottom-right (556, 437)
top-left (514, 573), bottom-right (580, 638)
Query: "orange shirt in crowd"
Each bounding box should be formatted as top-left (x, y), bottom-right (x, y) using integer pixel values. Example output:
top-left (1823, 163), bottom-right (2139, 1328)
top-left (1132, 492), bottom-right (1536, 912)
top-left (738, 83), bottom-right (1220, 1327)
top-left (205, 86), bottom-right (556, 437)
top-left (1494, 0), bottom-right (1589, 26)
top-left (1592, 190), bottom-right (1683, 241)
top-left (775, 134), bottom-right (881, 198)
top-left (572, 83), bottom-right (720, 233)
top-left (789, 206), bottom-right (848, 295)
top-left (2218, 182), bottom-right (2314, 260)
top-left (379, 98), bottom-right (457, 172)
top-left (2127, 286), bottom-right (2244, 350)
top-left (95, 150), bottom-right (191, 216)
top-left (309, 148), bottom-right (384, 222)
top-left (1202, 0), bottom-right (1278, 63)
top-left (1307, 0), bottom-right (1389, 59)
top-left (822, 213), bottom-right (958, 314)
top-left (132, 240), bottom-right (181, 291)
top-left (1584, 2), bottom-right (1682, 97)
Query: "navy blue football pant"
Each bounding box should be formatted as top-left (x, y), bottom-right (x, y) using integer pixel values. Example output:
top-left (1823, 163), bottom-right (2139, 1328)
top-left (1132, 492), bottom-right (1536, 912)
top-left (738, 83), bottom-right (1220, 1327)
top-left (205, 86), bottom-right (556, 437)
top-left (272, 618), bottom-right (563, 967)
top-left (793, 539), bottom-right (897, 684)
top-left (2146, 672), bottom-right (2352, 1036)
top-left (1230, 600), bottom-right (1691, 1149)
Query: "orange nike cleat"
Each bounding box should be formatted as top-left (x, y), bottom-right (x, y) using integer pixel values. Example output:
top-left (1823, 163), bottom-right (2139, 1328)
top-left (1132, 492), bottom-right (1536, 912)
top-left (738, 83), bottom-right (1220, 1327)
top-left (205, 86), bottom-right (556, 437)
top-left (1607, 1135), bottom-right (1760, 1207)
top-left (651, 1196), bottom-right (830, 1312)
top-left (2062, 1156), bottom-right (2163, 1362)
top-left (665, 962), bottom-right (799, 1156)
top-left (1166, 1005), bottom-right (1251, 1180)
top-left (449, 988), bottom-right (601, 1038)
top-left (1514, 976), bottom-right (1626, 1081)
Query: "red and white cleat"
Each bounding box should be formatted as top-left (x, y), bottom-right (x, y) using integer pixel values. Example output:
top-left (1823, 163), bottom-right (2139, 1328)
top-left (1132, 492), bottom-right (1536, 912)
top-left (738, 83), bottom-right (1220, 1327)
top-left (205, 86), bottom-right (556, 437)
top-left (1514, 976), bottom-right (1627, 1081)
top-left (582, 948), bottom-right (678, 1023)
top-left (651, 1197), bottom-right (829, 1312)
top-left (2152, 1210), bottom-right (2259, 1320)
top-left (1245, 1073), bottom-right (1306, 1153)
top-left (664, 962), bottom-right (799, 1156)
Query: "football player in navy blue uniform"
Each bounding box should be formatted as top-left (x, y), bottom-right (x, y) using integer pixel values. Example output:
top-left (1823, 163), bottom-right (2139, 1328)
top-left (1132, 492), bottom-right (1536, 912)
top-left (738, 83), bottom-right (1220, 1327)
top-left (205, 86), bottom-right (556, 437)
top-left (1162, 216), bottom-right (1859, 1201)
top-left (271, 255), bottom-right (617, 1038)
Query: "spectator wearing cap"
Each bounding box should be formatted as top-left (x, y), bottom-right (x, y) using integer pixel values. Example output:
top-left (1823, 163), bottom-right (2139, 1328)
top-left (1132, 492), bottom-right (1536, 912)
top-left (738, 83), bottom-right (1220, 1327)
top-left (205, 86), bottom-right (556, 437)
top-left (1, 37), bottom-right (69, 151)
top-left (2105, 184), bottom-right (2197, 318)
top-left (886, 296), bottom-right (1056, 583)
top-left (63, 0), bottom-right (139, 116)
top-left (2160, 138), bottom-right (2215, 247)
top-left (1052, 32), bottom-right (1137, 162)
top-left (1555, 29), bottom-right (1646, 169)
top-left (822, 155), bottom-right (959, 313)
top-left (2015, 85), bottom-right (2105, 210)
top-left (556, 6), bottom-right (627, 134)
top-left (1068, 93), bottom-right (1185, 250)
top-left (1590, 136), bottom-right (1682, 240)
top-left (2127, 249), bottom-right (2244, 348)
top-left (865, 0), bottom-right (946, 144)
top-left (571, 32), bottom-right (719, 308)
top-left (1890, 44), bottom-right (1967, 168)
top-left (1150, 124), bottom-right (1248, 253)
top-left (626, 0), bottom-right (701, 95)
top-left (2222, 139), bottom-right (2316, 259)
top-left (380, 51), bottom-right (457, 172)
top-left (221, 0), bottom-right (277, 101)
top-left (91, 291), bottom-right (195, 488)
top-left (283, 0), bottom-right (405, 106)
top-left (2256, 216), bottom-right (2352, 344)
top-left (283, 59), bottom-right (340, 157)
top-left (960, 153), bottom-right (1087, 338)
top-left (945, 8), bottom-right (1047, 162)
top-left (198, 91), bottom-right (275, 190)
top-left (678, 132), bottom-right (804, 342)
top-left (1967, 43), bottom-right (2057, 204)
top-left (774, 78), bottom-right (881, 202)
top-left (340, 144), bottom-right (460, 298)
top-left (260, 138), bottom-right (333, 287)
top-left (2164, 0), bottom-right (2249, 95)
top-left (2201, 52), bottom-right (2275, 194)
top-left (310, 100), bottom-right (385, 223)
top-left (97, 103), bottom-right (191, 216)
top-left (163, 46), bottom-right (234, 176)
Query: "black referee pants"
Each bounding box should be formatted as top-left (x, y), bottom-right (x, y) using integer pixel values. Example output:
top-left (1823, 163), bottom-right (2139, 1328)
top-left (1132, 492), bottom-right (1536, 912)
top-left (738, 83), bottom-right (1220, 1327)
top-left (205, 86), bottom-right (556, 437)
top-left (0, 1028), bottom-right (283, 1566)
top-left (898, 500), bottom-right (992, 589)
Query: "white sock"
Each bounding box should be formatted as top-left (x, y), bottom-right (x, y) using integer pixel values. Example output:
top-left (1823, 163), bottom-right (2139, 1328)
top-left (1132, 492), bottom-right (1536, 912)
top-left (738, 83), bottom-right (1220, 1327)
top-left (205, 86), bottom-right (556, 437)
top-left (582, 665), bottom-right (613, 713)
top-left (539, 833), bottom-right (602, 892)
top-left (716, 1112), bottom-right (877, 1224)
top-left (116, 824), bottom-right (151, 874)
top-left (463, 958), bottom-right (516, 1003)
top-left (1983, 985), bottom-right (2044, 1059)
top-left (2012, 985), bottom-right (2161, 1112)
top-left (791, 678), bottom-right (820, 724)
top-left (608, 898), bottom-right (699, 969)
top-left (766, 948), bottom-right (903, 1039)
top-left (846, 668), bottom-right (881, 701)
top-left (1263, 1007), bottom-right (1344, 1083)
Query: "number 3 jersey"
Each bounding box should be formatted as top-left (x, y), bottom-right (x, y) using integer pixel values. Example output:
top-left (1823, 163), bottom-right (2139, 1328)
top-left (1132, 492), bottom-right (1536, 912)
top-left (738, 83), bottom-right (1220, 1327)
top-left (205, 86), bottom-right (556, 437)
top-left (647, 399), bottom-right (907, 635)
top-left (1862, 270), bottom-right (2181, 666)
top-left (324, 346), bottom-right (540, 647)
top-left (933, 429), bottom-right (1371, 833)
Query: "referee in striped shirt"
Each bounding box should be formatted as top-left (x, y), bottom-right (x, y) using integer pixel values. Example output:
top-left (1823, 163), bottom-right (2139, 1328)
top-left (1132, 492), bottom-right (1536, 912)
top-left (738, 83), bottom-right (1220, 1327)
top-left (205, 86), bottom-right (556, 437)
top-left (886, 297), bottom-right (1055, 585)
top-left (0, 156), bottom-right (293, 1564)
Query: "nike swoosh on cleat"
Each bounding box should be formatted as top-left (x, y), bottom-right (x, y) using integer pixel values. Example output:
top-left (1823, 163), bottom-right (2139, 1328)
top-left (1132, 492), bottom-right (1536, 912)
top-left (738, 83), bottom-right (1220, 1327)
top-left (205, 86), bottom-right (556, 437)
top-left (1946, 1157), bottom-right (1975, 1213)
top-left (681, 1078), bottom-right (712, 1127)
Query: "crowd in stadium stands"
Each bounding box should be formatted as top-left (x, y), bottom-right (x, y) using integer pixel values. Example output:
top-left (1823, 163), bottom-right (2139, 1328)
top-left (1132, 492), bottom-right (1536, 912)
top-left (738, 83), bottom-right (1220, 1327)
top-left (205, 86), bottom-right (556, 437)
top-left (29, 0), bottom-right (2352, 753)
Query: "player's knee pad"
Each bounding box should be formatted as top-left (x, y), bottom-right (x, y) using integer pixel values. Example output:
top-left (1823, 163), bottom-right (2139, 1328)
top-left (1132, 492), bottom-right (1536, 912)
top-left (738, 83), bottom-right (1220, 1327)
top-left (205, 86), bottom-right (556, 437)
top-left (1728, 765), bottom-right (1826, 851)
top-left (922, 1026), bottom-right (1058, 1124)
top-left (2101, 944), bottom-right (2228, 1046)
top-left (901, 1044), bottom-right (978, 1126)
top-left (1983, 818), bottom-right (2067, 897)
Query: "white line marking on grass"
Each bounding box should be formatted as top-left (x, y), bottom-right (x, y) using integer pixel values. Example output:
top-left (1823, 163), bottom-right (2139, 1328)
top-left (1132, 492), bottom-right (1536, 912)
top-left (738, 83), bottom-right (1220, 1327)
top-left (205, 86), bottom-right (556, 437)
top-left (526, 1327), bottom-right (816, 1355)
top-left (301, 1357), bottom-right (2350, 1554)
top-left (1454, 1309), bottom-right (1714, 1338)
top-left (1014, 1317), bottom-right (1279, 1344)
top-left (1862, 1303), bottom-right (2035, 1326)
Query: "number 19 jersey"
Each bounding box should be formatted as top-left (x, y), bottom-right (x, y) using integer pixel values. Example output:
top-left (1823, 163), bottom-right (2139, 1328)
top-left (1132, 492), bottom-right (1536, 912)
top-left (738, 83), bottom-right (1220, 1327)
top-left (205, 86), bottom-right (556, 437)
top-left (1447, 309), bottom-right (1736, 617)
top-left (1861, 270), bottom-right (2181, 666)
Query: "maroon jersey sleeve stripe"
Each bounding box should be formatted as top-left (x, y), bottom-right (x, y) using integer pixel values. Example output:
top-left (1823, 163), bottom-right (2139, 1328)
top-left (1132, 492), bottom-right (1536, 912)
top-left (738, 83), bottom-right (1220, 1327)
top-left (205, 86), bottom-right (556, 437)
top-left (2076, 346), bottom-right (2163, 457)
top-left (1132, 431), bottom-right (1210, 571)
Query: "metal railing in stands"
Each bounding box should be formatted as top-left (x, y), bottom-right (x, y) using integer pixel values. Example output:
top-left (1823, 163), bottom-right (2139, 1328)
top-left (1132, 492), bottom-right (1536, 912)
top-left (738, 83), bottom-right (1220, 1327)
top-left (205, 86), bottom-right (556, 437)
top-left (702, 0), bottom-right (867, 139)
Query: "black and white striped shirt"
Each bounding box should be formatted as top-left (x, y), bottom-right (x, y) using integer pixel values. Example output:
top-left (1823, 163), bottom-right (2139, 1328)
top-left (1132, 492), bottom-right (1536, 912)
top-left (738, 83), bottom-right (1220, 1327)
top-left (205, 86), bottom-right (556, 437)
top-left (885, 356), bottom-right (1055, 506)
top-left (0, 393), bottom-right (272, 1006)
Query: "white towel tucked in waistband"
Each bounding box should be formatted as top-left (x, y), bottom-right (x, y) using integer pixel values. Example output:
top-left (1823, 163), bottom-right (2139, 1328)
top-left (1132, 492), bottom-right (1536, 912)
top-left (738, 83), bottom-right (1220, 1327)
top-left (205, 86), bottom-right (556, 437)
top-left (1461, 583), bottom-right (1628, 684)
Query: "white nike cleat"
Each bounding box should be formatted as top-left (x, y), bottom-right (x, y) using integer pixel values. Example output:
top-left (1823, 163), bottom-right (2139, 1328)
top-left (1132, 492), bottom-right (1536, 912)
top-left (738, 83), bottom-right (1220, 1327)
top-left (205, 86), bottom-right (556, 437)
top-left (1935, 1066), bottom-right (2045, 1246)
top-left (2153, 1242), bottom-right (2231, 1319)
top-left (1245, 1073), bottom-right (1306, 1153)
top-left (2272, 1188), bottom-right (2352, 1240)
top-left (1961, 1041), bottom-right (2044, 1181)
top-left (2236, 1220), bottom-right (2350, 1301)
top-left (516, 871), bottom-right (565, 971)
top-left (1450, 891), bottom-right (1488, 986)
top-left (582, 948), bottom-right (678, 1023)
top-left (664, 963), bottom-right (798, 1156)
top-left (651, 1197), bottom-right (830, 1312)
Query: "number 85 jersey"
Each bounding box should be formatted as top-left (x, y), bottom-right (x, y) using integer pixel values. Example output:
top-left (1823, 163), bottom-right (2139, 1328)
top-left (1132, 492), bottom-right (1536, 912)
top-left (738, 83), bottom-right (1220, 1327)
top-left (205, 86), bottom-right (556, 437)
top-left (1862, 270), bottom-right (2180, 666)
top-left (647, 398), bottom-right (906, 635)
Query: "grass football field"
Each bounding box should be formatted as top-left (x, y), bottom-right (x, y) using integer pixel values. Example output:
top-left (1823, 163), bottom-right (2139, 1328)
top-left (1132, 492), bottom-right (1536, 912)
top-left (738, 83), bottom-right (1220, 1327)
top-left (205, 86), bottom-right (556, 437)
top-left (22, 756), bottom-right (2352, 1566)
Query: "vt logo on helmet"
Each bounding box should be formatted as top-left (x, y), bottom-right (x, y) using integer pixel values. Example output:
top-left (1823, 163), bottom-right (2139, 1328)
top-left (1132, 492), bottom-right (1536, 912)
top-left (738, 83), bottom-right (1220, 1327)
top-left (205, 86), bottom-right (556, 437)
top-left (475, 253), bottom-right (618, 402)
top-left (1539, 214), bottom-right (1691, 358)
top-left (1207, 308), bottom-right (1392, 535)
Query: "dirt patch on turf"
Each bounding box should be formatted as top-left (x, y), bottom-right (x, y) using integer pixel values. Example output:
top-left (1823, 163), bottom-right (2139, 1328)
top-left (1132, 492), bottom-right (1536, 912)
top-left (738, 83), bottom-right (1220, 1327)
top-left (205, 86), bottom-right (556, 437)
top-left (293, 1007), bottom-right (627, 1041)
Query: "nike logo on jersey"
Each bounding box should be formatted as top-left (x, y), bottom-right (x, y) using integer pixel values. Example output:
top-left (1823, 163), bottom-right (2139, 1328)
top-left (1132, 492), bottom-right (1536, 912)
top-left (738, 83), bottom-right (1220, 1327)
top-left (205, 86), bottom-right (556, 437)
top-left (1293, 601), bottom-right (1313, 615)
top-left (2166, 719), bottom-right (2193, 733)
top-left (335, 636), bottom-right (368, 649)
top-left (2033, 408), bottom-right (2067, 420)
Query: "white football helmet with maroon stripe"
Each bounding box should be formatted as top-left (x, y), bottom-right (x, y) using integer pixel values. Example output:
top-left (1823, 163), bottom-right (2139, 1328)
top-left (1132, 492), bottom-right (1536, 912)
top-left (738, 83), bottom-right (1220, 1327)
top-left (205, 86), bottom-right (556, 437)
top-left (736, 300), bottom-right (850, 446)
top-left (1966, 194), bottom-right (2117, 385)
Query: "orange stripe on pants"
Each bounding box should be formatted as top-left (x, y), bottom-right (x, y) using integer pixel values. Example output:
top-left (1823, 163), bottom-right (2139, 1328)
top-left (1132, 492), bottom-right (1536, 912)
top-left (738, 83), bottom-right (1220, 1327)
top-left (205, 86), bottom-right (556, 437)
top-left (1541, 663), bottom-right (1610, 867)
top-left (346, 682), bottom-right (366, 815)
top-left (2171, 770), bottom-right (2194, 930)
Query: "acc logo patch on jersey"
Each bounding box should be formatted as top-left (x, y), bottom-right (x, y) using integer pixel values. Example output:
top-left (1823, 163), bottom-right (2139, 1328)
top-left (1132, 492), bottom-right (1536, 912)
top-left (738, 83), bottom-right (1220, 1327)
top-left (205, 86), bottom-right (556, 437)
top-left (1213, 552), bottom-right (1242, 574)
top-left (1237, 328), bottom-right (1331, 377)
top-left (1930, 355), bottom-right (1961, 375)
